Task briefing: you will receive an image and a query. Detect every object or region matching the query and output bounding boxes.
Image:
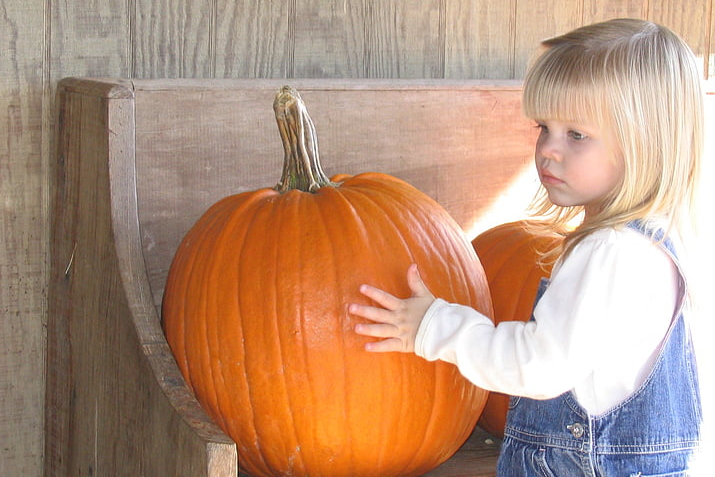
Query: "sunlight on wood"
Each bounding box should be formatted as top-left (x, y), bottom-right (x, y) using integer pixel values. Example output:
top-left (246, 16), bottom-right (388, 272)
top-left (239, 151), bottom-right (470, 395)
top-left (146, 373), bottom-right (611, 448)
top-left (465, 163), bottom-right (539, 240)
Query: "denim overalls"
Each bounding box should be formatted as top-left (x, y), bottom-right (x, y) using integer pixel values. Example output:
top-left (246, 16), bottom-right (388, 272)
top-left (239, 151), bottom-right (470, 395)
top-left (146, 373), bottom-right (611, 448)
top-left (497, 221), bottom-right (702, 477)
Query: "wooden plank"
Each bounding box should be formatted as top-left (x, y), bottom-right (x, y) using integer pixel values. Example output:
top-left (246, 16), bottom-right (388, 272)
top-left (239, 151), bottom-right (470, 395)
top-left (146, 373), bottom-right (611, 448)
top-left (444, 0), bottom-right (517, 78)
top-left (45, 3), bottom-right (133, 471)
top-left (645, 0), bottom-right (711, 78)
top-left (582, 0), bottom-right (644, 22)
top-left (422, 427), bottom-right (500, 476)
top-left (126, 77), bottom-right (524, 92)
top-left (131, 79), bottom-right (536, 310)
top-left (133, 0), bottom-right (215, 77)
top-left (50, 76), bottom-right (135, 98)
top-left (362, 0), bottom-right (444, 78)
top-left (292, 0), bottom-right (367, 77)
top-left (214, 0), bottom-right (293, 77)
top-left (47, 79), bottom-right (237, 476)
top-left (512, 0), bottom-right (584, 78)
top-left (50, 0), bottom-right (131, 77)
top-left (0, 0), bottom-right (47, 475)
top-left (44, 78), bottom-right (75, 477)
top-left (292, 1), bottom-right (445, 78)
top-left (47, 81), bottom-right (122, 477)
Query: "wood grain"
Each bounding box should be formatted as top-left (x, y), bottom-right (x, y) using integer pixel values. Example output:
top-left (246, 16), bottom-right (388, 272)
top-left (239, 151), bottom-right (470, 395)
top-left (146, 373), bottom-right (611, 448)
top-left (133, 0), bottom-right (215, 77)
top-left (512, 0), bottom-right (584, 77)
top-left (131, 79), bottom-right (536, 310)
top-left (214, 0), bottom-right (293, 77)
top-left (422, 427), bottom-right (501, 476)
top-left (50, 0), bottom-right (131, 77)
top-left (363, 0), bottom-right (445, 78)
top-left (646, 0), bottom-right (711, 66)
top-left (582, 0), bottom-right (645, 23)
top-left (47, 78), bottom-right (237, 477)
top-left (0, 1), bottom-right (46, 476)
top-left (291, 0), bottom-right (446, 78)
top-left (292, 0), bottom-right (368, 77)
top-left (444, 0), bottom-right (517, 78)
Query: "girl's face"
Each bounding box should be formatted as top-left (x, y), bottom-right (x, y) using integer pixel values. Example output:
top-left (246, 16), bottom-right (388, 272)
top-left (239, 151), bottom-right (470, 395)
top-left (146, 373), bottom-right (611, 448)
top-left (534, 119), bottom-right (624, 218)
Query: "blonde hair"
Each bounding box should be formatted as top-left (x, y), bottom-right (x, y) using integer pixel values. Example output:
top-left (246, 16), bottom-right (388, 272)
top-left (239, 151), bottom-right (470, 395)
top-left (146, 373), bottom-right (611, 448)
top-left (523, 18), bottom-right (704, 261)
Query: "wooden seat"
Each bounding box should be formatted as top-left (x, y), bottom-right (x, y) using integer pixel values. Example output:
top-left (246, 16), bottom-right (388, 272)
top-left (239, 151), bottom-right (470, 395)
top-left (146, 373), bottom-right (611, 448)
top-left (47, 78), bottom-right (536, 476)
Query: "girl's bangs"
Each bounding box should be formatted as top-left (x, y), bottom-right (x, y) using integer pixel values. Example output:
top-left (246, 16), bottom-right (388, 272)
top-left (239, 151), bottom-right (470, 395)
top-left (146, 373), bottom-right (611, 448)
top-left (523, 52), bottom-right (603, 126)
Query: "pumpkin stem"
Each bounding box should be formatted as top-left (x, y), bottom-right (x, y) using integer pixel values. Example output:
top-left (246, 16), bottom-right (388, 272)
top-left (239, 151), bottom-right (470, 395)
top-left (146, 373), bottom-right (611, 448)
top-left (273, 86), bottom-right (337, 193)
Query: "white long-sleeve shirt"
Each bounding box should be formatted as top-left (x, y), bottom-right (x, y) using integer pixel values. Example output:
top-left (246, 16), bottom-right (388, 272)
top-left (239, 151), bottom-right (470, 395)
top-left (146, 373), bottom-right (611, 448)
top-left (415, 226), bottom-right (683, 416)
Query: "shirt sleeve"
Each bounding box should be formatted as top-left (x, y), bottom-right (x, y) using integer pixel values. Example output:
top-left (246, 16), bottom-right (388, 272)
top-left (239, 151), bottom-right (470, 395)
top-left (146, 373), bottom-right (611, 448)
top-left (414, 227), bottom-right (679, 401)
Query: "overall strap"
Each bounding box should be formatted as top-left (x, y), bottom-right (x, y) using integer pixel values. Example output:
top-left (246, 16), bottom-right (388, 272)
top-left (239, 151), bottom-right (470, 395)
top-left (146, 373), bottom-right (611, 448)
top-left (626, 219), bottom-right (688, 313)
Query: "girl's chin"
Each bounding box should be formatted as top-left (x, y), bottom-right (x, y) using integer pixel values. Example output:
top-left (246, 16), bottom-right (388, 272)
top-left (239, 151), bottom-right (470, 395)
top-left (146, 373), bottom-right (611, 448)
top-left (545, 192), bottom-right (576, 208)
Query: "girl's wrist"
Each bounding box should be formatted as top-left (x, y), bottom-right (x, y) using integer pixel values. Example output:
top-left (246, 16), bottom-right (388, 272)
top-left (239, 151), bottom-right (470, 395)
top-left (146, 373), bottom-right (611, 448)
top-left (414, 298), bottom-right (445, 359)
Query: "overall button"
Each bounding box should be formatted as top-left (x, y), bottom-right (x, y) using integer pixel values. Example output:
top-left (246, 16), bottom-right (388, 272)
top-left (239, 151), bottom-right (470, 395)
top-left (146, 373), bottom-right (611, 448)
top-left (567, 422), bottom-right (585, 438)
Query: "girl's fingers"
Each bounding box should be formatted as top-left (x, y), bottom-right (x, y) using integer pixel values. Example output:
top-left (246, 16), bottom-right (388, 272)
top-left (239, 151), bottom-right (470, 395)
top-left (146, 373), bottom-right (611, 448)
top-left (354, 322), bottom-right (398, 338)
top-left (406, 263), bottom-right (429, 296)
top-left (364, 337), bottom-right (403, 353)
top-left (348, 303), bottom-right (395, 324)
top-left (357, 284), bottom-right (402, 310)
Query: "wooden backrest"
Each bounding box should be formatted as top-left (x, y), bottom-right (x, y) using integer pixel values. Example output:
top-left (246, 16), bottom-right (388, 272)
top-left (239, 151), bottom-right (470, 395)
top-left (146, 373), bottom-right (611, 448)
top-left (130, 79), bottom-right (537, 308)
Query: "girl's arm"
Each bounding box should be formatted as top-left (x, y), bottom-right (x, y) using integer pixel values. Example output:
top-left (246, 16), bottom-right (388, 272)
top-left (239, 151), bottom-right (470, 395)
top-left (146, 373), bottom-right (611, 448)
top-left (349, 227), bottom-right (679, 406)
top-left (350, 262), bottom-right (571, 397)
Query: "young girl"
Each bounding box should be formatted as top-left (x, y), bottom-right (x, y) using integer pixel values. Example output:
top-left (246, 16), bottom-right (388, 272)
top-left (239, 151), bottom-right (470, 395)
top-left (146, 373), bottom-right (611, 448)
top-left (350, 18), bottom-right (703, 476)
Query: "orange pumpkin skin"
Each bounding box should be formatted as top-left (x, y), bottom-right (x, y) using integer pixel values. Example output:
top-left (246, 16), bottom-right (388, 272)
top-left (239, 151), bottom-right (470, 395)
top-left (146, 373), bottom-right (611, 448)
top-left (162, 88), bottom-right (493, 477)
top-left (471, 220), bottom-right (563, 438)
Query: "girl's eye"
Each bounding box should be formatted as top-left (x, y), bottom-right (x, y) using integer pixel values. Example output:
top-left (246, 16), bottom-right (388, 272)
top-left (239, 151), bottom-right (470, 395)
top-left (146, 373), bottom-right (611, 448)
top-left (569, 130), bottom-right (587, 141)
top-left (535, 123), bottom-right (548, 134)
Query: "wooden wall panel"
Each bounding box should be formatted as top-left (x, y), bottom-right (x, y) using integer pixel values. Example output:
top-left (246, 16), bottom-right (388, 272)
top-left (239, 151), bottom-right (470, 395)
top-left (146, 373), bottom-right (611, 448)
top-left (133, 0), bottom-right (215, 77)
top-left (130, 80), bottom-right (535, 306)
top-left (444, 0), bottom-right (517, 78)
top-left (291, 0), bottom-right (444, 78)
top-left (512, 0), bottom-right (584, 77)
top-left (214, 0), bottom-right (293, 77)
top-left (362, 0), bottom-right (445, 78)
top-left (50, 0), bottom-right (131, 77)
top-left (646, 0), bottom-right (712, 76)
top-left (0, 1), bottom-right (46, 476)
top-left (583, 0), bottom-right (645, 22)
top-left (292, 0), bottom-right (367, 77)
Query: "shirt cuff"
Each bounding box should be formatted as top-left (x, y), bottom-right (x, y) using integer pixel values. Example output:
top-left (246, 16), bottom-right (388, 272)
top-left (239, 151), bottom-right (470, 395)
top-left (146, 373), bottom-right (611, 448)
top-left (414, 298), bottom-right (494, 364)
top-left (415, 298), bottom-right (448, 360)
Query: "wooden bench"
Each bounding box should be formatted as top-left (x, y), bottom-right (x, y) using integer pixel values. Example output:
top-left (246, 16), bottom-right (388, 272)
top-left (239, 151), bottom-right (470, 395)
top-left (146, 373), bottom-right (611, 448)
top-left (46, 78), bottom-right (538, 476)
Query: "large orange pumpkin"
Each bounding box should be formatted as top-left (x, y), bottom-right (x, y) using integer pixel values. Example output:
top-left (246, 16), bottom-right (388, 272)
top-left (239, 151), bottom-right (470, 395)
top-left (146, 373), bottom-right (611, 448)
top-left (471, 220), bottom-right (563, 438)
top-left (162, 86), bottom-right (493, 477)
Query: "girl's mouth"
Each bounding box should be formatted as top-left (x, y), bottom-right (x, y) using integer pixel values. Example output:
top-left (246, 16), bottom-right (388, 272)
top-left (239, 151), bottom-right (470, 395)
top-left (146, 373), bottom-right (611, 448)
top-left (539, 171), bottom-right (564, 185)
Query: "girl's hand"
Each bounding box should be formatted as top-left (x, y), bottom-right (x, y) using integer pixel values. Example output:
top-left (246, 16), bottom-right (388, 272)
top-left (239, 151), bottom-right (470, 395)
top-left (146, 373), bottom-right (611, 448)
top-left (350, 264), bottom-right (435, 353)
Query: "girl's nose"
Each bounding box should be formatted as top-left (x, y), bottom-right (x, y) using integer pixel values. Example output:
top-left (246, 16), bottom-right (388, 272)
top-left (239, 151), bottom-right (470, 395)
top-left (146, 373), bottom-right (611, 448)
top-left (536, 135), bottom-right (563, 162)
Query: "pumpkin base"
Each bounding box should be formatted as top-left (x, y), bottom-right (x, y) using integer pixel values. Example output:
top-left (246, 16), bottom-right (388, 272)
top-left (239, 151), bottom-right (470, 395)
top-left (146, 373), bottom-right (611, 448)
top-left (237, 426), bottom-right (502, 477)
